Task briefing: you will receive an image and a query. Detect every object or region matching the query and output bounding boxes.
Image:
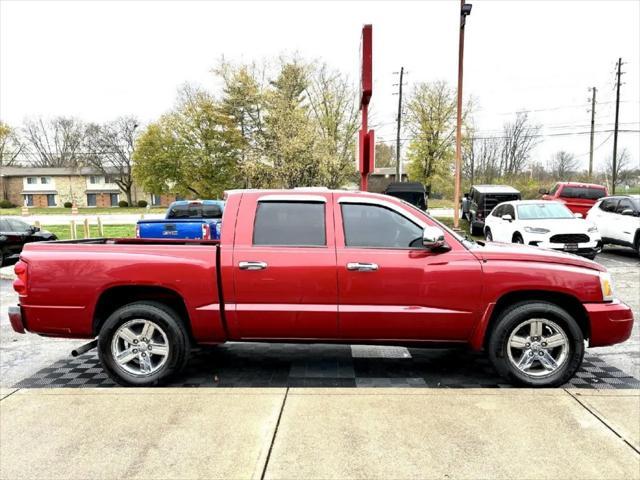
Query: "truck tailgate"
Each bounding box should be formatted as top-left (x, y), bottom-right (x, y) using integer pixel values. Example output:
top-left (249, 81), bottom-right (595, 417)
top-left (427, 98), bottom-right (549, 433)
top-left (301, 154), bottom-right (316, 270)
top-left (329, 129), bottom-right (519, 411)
top-left (137, 219), bottom-right (218, 240)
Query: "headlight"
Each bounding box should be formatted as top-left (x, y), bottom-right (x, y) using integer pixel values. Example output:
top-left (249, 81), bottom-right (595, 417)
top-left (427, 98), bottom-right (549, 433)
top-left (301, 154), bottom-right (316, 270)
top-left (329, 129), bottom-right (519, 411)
top-left (599, 272), bottom-right (615, 302)
top-left (524, 226), bottom-right (550, 234)
top-left (588, 225), bottom-right (598, 233)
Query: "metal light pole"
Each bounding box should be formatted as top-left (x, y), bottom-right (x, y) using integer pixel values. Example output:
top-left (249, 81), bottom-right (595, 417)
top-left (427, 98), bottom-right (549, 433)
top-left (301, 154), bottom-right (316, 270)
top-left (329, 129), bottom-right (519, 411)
top-left (454, 0), bottom-right (472, 230)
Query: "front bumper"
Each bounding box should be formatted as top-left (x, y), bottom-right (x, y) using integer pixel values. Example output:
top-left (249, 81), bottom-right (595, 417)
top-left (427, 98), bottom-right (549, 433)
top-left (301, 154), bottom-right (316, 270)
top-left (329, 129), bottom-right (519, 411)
top-left (8, 306), bottom-right (26, 334)
top-left (528, 239), bottom-right (602, 256)
top-left (585, 300), bottom-right (634, 347)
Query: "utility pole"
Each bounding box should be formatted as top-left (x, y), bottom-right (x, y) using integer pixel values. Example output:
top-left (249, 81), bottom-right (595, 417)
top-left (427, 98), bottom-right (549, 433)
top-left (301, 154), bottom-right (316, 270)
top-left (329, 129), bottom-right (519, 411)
top-left (395, 67), bottom-right (404, 182)
top-left (612, 57), bottom-right (623, 194)
top-left (454, 0), bottom-right (473, 230)
top-left (588, 87), bottom-right (596, 179)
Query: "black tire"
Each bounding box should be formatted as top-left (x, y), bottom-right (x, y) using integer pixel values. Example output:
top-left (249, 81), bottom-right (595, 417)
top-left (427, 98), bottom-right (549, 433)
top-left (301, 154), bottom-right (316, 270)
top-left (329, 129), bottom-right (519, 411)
top-left (469, 221), bottom-right (481, 236)
top-left (513, 233), bottom-right (524, 244)
top-left (98, 301), bottom-right (190, 387)
top-left (485, 228), bottom-right (493, 242)
top-left (487, 301), bottom-right (584, 387)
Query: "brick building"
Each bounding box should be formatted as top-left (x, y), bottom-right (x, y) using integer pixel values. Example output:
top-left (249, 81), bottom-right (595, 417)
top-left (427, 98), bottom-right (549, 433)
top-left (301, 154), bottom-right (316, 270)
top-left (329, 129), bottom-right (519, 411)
top-left (0, 167), bottom-right (179, 208)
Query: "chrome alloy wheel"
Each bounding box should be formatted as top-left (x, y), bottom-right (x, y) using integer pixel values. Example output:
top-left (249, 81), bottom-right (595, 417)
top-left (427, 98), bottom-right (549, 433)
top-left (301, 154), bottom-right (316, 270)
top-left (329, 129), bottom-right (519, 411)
top-left (506, 318), bottom-right (569, 377)
top-left (111, 319), bottom-right (170, 376)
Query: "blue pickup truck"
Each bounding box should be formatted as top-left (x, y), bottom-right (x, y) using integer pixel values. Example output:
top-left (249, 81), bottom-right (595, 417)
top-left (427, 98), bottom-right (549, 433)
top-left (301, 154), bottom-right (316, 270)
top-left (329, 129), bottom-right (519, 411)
top-left (136, 200), bottom-right (224, 240)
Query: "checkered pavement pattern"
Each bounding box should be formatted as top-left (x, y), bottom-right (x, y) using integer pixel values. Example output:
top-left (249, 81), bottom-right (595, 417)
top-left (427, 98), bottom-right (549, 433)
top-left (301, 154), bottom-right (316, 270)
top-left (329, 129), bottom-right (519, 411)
top-left (13, 343), bottom-right (640, 389)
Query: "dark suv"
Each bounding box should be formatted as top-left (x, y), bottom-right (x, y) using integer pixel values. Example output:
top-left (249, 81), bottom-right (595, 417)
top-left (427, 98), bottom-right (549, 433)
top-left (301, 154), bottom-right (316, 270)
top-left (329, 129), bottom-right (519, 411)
top-left (461, 185), bottom-right (521, 235)
top-left (0, 218), bottom-right (57, 266)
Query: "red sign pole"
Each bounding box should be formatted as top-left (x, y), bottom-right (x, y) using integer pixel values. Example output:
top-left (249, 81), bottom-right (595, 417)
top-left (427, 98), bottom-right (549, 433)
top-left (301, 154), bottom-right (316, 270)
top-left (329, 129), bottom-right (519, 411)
top-left (359, 25), bottom-right (373, 191)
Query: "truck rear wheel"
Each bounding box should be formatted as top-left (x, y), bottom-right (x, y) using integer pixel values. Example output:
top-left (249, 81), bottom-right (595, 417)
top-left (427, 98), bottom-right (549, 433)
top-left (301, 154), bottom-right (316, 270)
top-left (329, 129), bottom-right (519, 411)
top-left (487, 301), bottom-right (584, 387)
top-left (98, 301), bottom-right (190, 387)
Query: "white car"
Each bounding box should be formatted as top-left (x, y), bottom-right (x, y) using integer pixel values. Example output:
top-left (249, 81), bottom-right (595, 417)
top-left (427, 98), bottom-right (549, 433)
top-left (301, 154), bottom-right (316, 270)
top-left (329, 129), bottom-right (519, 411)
top-left (483, 200), bottom-right (602, 259)
top-left (586, 195), bottom-right (640, 256)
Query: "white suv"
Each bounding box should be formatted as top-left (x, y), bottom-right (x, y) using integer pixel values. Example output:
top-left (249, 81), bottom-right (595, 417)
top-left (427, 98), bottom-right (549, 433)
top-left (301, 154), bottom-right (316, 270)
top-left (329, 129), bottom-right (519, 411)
top-left (483, 200), bottom-right (602, 259)
top-left (586, 195), bottom-right (640, 256)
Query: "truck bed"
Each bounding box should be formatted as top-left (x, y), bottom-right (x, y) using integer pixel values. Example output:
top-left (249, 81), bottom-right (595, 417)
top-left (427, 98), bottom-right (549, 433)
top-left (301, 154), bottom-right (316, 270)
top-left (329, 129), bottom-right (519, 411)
top-left (16, 239), bottom-right (225, 343)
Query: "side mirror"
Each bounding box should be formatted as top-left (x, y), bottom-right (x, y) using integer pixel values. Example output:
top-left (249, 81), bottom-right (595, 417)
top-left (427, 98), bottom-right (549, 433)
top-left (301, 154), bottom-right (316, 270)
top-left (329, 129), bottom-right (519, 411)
top-left (501, 214), bottom-right (513, 222)
top-left (621, 209), bottom-right (634, 216)
top-left (538, 188), bottom-right (549, 195)
top-left (574, 213), bottom-right (583, 219)
top-left (422, 226), bottom-right (446, 250)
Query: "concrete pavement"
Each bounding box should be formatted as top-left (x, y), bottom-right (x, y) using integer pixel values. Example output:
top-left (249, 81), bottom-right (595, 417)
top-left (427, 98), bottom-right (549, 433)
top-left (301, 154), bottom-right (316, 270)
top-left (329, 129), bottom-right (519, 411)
top-left (1, 388), bottom-right (638, 480)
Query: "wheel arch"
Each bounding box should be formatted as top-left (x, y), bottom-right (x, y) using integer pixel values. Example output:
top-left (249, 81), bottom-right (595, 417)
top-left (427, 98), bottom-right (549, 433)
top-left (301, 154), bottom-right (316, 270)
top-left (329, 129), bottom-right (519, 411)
top-left (512, 231), bottom-right (524, 243)
top-left (93, 285), bottom-right (192, 340)
top-left (482, 290), bottom-right (590, 350)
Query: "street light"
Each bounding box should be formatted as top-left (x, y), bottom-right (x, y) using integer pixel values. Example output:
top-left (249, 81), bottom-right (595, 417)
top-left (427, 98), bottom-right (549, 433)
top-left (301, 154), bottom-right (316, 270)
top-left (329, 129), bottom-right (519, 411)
top-left (453, 0), bottom-right (472, 230)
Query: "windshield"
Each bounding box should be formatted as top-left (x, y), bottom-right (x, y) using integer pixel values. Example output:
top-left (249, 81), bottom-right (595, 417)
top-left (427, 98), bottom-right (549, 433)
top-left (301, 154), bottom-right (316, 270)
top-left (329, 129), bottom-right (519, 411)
top-left (517, 203), bottom-right (574, 220)
top-left (167, 203), bottom-right (223, 219)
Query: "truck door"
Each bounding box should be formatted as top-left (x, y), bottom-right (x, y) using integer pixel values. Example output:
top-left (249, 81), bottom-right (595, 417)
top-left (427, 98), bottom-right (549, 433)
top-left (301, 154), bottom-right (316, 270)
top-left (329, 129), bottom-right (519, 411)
top-left (334, 197), bottom-right (483, 342)
top-left (230, 193), bottom-right (338, 339)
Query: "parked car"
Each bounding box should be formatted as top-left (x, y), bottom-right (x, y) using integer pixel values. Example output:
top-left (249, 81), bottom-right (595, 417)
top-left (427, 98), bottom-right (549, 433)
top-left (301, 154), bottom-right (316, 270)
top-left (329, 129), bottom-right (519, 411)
top-left (483, 200), bottom-right (602, 259)
top-left (586, 195), bottom-right (640, 256)
top-left (136, 200), bottom-right (224, 240)
top-left (383, 182), bottom-right (427, 210)
top-left (461, 185), bottom-right (521, 235)
top-left (0, 218), bottom-right (57, 267)
top-left (9, 189), bottom-right (632, 388)
top-left (540, 182), bottom-right (608, 217)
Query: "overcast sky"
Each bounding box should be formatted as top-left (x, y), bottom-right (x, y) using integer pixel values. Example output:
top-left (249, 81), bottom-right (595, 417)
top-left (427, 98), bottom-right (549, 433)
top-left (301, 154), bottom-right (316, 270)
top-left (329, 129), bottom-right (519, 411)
top-left (1, 0), bottom-right (639, 173)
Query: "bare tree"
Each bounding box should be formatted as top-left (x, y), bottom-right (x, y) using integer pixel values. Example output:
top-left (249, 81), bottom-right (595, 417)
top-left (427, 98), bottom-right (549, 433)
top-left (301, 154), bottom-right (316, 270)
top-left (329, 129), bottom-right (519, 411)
top-left (465, 137), bottom-right (500, 184)
top-left (548, 150), bottom-right (578, 180)
top-left (500, 112), bottom-right (541, 176)
top-left (0, 121), bottom-right (24, 167)
top-left (85, 117), bottom-right (139, 204)
top-left (22, 117), bottom-right (85, 167)
top-left (605, 148), bottom-right (633, 186)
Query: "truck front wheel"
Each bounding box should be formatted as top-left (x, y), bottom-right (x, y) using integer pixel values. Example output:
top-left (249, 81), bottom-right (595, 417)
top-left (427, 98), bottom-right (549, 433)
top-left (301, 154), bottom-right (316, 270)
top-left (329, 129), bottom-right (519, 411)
top-left (98, 301), bottom-right (190, 387)
top-left (487, 301), bottom-right (584, 387)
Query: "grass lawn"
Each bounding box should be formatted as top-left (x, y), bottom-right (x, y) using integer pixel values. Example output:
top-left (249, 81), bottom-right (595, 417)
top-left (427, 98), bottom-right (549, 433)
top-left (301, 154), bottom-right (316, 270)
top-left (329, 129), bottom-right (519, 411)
top-left (45, 224), bottom-right (135, 240)
top-left (428, 198), bottom-right (454, 209)
top-left (433, 216), bottom-right (484, 241)
top-left (0, 207), bottom-right (166, 216)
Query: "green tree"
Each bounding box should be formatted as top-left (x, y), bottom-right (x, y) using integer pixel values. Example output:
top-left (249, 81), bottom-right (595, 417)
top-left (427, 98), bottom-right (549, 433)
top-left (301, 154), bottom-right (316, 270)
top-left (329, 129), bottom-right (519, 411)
top-left (307, 63), bottom-right (359, 188)
top-left (261, 62), bottom-right (321, 188)
top-left (375, 143), bottom-right (396, 169)
top-left (133, 86), bottom-right (242, 198)
top-left (405, 81), bottom-right (458, 195)
top-left (217, 61), bottom-right (266, 186)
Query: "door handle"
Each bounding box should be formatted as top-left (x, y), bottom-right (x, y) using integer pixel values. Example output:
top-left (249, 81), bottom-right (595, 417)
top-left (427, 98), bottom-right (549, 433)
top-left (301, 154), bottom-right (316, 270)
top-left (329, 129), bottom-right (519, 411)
top-left (239, 261), bottom-right (268, 271)
top-left (346, 262), bottom-right (379, 272)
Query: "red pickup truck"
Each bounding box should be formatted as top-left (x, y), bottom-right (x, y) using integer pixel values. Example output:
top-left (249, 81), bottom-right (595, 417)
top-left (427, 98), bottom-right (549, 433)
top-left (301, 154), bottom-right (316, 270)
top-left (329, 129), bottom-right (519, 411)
top-left (9, 189), bottom-right (633, 387)
top-left (540, 182), bottom-right (608, 217)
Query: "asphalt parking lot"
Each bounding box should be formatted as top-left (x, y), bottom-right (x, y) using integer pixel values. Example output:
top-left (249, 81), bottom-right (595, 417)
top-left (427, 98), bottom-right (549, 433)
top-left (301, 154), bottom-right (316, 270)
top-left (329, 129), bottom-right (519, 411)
top-left (1, 246), bottom-right (638, 389)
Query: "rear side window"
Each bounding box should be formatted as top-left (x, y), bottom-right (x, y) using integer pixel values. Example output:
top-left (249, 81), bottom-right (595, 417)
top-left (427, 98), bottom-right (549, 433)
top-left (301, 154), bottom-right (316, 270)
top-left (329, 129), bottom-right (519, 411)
top-left (253, 202), bottom-right (326, 246)
top-left (341, 203), bottom-right (423, 249)
top-left (560, 187), bottom-right (606, 200)
top-left (599, 199), bottom-right (618, 212)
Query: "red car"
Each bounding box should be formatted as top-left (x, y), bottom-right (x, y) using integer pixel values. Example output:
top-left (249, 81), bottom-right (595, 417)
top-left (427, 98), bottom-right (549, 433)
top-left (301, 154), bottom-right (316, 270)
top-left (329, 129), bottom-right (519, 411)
top-left (540, 182), bottom-right (608, 217)
top-left (9, 189), bottom-right (633, 387)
